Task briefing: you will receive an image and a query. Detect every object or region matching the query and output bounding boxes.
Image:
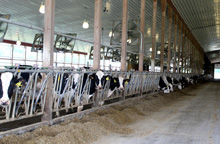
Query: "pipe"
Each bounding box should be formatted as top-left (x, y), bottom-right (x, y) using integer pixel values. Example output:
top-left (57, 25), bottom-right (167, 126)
top-left (0, 18), bottom-right (148, 58)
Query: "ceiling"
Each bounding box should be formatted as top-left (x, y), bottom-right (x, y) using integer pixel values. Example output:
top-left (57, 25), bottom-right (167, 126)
top-left (172, 0), bottom-right (220, 63)
top-left (0, 0), bottom-right (219, 63)
top-left (0, 0), bottom-right (170, 56)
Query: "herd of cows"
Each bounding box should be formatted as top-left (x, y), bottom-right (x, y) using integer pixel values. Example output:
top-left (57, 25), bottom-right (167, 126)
top-left (0, 65), bottom-right (200, 108)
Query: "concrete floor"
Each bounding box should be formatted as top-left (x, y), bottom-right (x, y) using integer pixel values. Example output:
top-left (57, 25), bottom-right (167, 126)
top-left (92, 82), bottom-right (220, 144)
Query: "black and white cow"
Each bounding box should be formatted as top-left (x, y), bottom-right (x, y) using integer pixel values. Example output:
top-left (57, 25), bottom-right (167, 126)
top-left (171, 78), bottom-right (182, 89)
top-left (158, 75), bottom-right (173, 93)
top-left (190, 75), bottom-right (199, 84)
top-left (0, 65), bottom-right (43, 107)
top-left (0, 72), bottom-right (21, 106)
top-left (54, 72), bottom-right (80, 99)
top-left (179, 76), bottom-right (187, 88)
top-left (82, 70), bottom-right (106, 99)
top-left (53, 70), bottom-right (106, 106)
top-left (106, 75), bottom-right (130, 98)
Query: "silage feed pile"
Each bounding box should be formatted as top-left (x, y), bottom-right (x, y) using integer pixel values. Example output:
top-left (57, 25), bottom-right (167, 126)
top-left (0, 85), bottom-right (198, 144)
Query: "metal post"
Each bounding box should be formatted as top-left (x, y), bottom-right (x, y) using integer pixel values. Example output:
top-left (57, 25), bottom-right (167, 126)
top-left (93, 0), bottom-right (102, 70)
top-left (167, 6), bottom-right (172, 73)
top-left (160, 0), bottom-right (167, 72)
top-left (151, 0), bottom-right (157, 72)
top-left (139, 0), bottom-right (145, 72)
top-left (121, 0), bottom-right (128, 71)
top-left (181, 26), bottom-right (185, 73)
top-left (177, 21), bottom-right (182, 73)
top-left (186, 32), bottom-right (189, 73)
top-left (173, 15), bottom-right (178, 73)
top-left (42, 0), bottom-right (55, 124)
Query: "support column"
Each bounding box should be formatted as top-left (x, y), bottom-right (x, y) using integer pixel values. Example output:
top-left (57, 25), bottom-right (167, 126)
top-left (93, 0), bottom-right (102, 70)
top-left (160, 0), bottom-right (167, 72)
top-left (121, 0), bottom-right (128, 71)
top-left (151, 0), bottom-right (157, 72)
top-left (177, 21), bottom-right (182, 73)
top-left (167, 6), bottom-right (172, 73)
top-left (189, 40), bottom-right (192, 73)
top-left (181, 26), bottom-right (185, 73)
top-left (173, 15), bottom-right (178, 73)
top-left (42, 0), bottom-right (55, 123)
top-left (186, 32), bottom-right (189, 73)
top-left (139, 0), bottom-right (145, 72)
top-left (192, 44), bottom-right (195, 73)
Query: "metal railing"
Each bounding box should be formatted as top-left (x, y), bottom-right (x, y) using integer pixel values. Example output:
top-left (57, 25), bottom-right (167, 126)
top-left (0, 67), bottom-right (197, 126)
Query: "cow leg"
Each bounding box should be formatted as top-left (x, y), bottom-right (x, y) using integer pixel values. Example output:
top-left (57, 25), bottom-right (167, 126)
top-left (169, 84), bottom-right (174, 92)
top-left (178, 84), bottom-right (182, 89)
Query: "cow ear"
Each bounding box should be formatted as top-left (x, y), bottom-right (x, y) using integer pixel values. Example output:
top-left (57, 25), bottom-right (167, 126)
top-left (124, 79), bottom-right (130, 84)
top-left (104, 75), bottom-right (110, 81)
top-left (13, 77), bottom-right (26, 86)
top-left (89, 75), bottom-right (94, 79)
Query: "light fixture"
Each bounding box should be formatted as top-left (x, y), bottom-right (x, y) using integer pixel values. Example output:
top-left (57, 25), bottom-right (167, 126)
top-left (157, 50), bottom-right (161, 55)
top-left (82, 20), bottom-right (89, 29)
top-left (39, 2), bottom-right (45, 14)
top-left (82, 6), bottom-right (89, 29)
top-left (127, 38), bottom-right (131, 44)
top-left (147, 28), bottom-right (151, 35)
top-left (16, 34), bottom-right (21, 46)
top-left (16, 39), bottom-right (21, 46)
top-left (109, 30), bottom-right (114, 37)
top-left (149, 48), bottom-right (152, 52)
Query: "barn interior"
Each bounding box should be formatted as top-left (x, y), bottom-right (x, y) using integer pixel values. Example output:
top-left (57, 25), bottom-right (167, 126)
top-left (0, 0), bottom-right (219, 143)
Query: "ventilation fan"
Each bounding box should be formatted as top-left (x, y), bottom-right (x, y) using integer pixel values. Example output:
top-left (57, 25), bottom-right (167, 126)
top-left (89, 46), bottom-right (106, 60)
top-left (0, 14), bottom-right (10, 42)
top-left (127, 53), bottom-right (139, 64)
top-left (54, 33), bottom-right (77, 52)
top-left (110, 21), bottom-right (140, 46)
top-left (112, 49), bottom-right (121, 62)
top-left (31, 33), bottom-right (43, 52)
top-left (32, 33), bottom-right (77, 52)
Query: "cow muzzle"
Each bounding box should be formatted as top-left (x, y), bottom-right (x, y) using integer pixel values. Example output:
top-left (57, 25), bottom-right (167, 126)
top-left (0, 99), bottom-right (10, 107)
top-left (97, 85), bottom-right (103, 90)
top-left (119, 87), bottom-right (124, 91)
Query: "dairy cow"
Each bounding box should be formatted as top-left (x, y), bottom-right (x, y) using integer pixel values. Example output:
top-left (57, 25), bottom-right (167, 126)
top-left (158, 75), bottom-right (173, 93)
top-left (106, 75), bottom-right (130, 98)
top-left (0, 72), bottom-right (21, 106)
top-left (54, 72), bottom-right (80, 100)
top-left (0, 65), bottom-right (43, 107)
top-left (171, 78), bottom-right (182, 89)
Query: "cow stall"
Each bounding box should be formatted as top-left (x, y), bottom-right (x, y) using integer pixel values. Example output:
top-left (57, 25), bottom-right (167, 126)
top-left (0, 65), bottom-right (198, 138)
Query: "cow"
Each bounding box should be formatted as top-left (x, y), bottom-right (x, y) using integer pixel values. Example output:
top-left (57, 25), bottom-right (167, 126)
top-left (190, 75), bottom-right (199, 84)
top-left (54, 72), bottom-right (80, 100)
top-left (0, 72), bottom-right (21, 106)
top-left (0, 65), bottom-right (43, 107)
top-left (166, 76), bottom-right (174, 91)
top-left (171, 78), bottom-right (182, 89)
top-left (82, 70), bottom-right (106, 99)
top-left (106, 75), bottom-right (130, 98)
top-left (158, 75), bottom-right (173, 93)
top-left (179, 76), bottom-right (187, 88)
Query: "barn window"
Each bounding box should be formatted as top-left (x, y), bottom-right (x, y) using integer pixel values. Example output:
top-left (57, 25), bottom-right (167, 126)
top-left (0, 43), bottom-right (12, 58)
top-left (26, 47), bottom-right (37, 60)
top-left (65, 53), bottom-right (71, 63)
top-left (13, 45), bottom-right (25, 59)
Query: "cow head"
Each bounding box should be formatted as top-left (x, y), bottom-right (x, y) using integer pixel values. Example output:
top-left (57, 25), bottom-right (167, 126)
top-left (0, 72), bottom-right (25, 107)
top-left (89, 71), bottom-right (105, 90)
top-left (0, 72), bottom-right (24, 107)
top-left (119, 76), bottom-right (130, 91)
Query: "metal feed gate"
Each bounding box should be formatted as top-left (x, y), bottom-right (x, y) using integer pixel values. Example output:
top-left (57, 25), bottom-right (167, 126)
top-left (0, 67), bottom-right (196, 136)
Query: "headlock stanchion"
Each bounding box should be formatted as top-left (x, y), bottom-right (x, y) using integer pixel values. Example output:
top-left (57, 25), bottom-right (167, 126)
top-left (0, 66), bottom-right (198, 135)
